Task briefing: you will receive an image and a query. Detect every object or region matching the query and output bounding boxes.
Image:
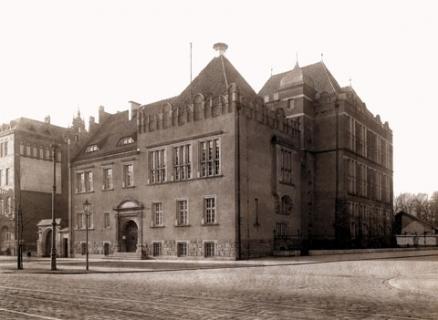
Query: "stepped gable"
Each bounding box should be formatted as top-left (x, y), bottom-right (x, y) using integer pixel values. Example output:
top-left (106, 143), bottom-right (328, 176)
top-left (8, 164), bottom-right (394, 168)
top-left (259, 62), bottom-right (341, 96)
top-left (74, 110), bottom-right (137, 161)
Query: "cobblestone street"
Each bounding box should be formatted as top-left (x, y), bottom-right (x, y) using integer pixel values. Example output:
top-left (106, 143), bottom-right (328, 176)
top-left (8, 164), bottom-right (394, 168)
top-left (1, 251), bottom-right (438, 319)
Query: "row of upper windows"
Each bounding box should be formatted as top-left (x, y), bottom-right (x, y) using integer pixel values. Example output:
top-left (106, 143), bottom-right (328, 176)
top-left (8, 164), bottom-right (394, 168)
top-left (75, 138), bottom-right (221, 193)
top-left (345, 157), bottom-right (392, 203)
top-left (346, 115), bottom-right (392, 169)
top-left (75, 197), bottom-right (218, 230)
top-left (76, 163), bottom-right (134, 193)
top-left (0, 168), bottom-right (11, 187)
top-left (19, 143), bottom-right (61, 162)
top-left (149, 139), bottom-right (220, 184)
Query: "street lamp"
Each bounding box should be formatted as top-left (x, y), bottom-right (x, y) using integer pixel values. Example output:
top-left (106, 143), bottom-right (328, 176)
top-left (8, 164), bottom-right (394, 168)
top-left (83, 199), bottom-right (91, 271)
top-left (50, 144), bottom-right (58, 271)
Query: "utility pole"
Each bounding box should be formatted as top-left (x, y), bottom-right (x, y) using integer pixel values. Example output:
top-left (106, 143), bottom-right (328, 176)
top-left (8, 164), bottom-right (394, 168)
top-left (50, 144), bottom-right (57, 271)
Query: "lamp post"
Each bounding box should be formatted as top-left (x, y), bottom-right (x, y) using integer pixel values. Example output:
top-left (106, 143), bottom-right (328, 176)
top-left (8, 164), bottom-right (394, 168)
top-left (83, 199), bottom-right (91, 272)
top-left (50, 144), bottom-right (58, 271)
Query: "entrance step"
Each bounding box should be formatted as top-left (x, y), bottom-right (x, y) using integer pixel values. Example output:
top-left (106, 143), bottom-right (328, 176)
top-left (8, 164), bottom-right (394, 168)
top-left (104, 252), bottom-right (145, 260)
top-left (273, 250), bottom-right (301, 257)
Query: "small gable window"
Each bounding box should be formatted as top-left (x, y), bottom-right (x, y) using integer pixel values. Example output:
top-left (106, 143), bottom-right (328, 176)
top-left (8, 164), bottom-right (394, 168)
top-left (118, 136), bottom-right (135, 146)
top-left (85, 144), bottom-right (99, 153)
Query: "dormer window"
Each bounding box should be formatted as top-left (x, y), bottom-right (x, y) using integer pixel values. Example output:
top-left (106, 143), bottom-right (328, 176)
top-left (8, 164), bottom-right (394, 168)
top-left (118, 136), bottom-right (135, 146)
top-left (85, 144), bottom-right (99, 153)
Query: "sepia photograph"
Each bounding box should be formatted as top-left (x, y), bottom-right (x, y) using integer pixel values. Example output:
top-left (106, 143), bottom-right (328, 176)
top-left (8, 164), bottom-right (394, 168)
top-left (0, 0), bottom-right (437, 319)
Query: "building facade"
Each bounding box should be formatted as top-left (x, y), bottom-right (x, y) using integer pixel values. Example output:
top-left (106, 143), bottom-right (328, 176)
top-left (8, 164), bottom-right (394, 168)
top-left (260, 62), bottom-right (394, 249)
top-left (0, 115), bottom-right (86, 256)
top-left (69, 44), bottom-right (393, 259)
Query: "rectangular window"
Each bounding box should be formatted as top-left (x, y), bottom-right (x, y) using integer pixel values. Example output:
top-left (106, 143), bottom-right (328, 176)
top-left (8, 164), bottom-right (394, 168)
top-left (39, 147), bottom-right (44, 159)
top-left (177, 242), bottom-right (187, 257)
top-left (204, 242), bottom-right (215, 257)
top-left (76, 172), bottom-right (85, 193)
top-left (150, 149), bottom-right (166, 183)
top-left (204, 197), bottom-right (216, 224)
top-left (355, 122), bottom-right (363, 156)
top-left (76, 171), bottom-right (93, 193)
top-left (376, 138), bottom-right (382, 165)
top-left (85, 171), bottom-right (93, 192)
top-left (200, 139), bottom-right (220, 177)
top-left (102, 167), bottom-right (113, 190)
top-left (0, 141), bottom-right (8, 157)
top-left (5, 168), bottom-right (9, 186)
top-left (280, 148), bottom-right (293, 184)
top-left (4, 197), bottom-right (9, 215)
top-left (77, 213), bottom-right (84, 229)
top-left (275, 223), bottom-right (287, 237)
top-left (346, 158), bottom-right (356, 194)
top-left (45, 148), bottom-right (51, 160)
top-left (86, 212), bottom-right (93, 229)
top-left (26, 145), bottom-right (31, 156)
top-left (122, 164), bottom-right (134, 187)
top-left (153, 242), bottom-right (161, 256)
top-left (152, 202), bottom-right (163, 226)
top-left (32, 146), bottom-right (38, 158)
top-left (0, 169), bottom-right (2, 187)
top-left (20, 143), bottom-right (25, 155)
top-left (0, 199), bottom-right (3, 215)
top-left (174, 144), bottom-right (191, 181)
top-left (346, 116), bottom-right (355, 150)
top-left (104, 212), bottom-right (110, 228)
top-left (176, 200), bottom-right (188, 226)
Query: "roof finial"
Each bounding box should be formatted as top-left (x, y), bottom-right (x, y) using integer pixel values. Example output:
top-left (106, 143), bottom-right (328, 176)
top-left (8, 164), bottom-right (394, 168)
top-left (213, 42), bottom-right (228, 56)
top-left (321, 52), bottom-right (324, 62)
top-left (270, 66), bottom-right (273, 77)
top-left (295, 52), bottom-right (299, 68)
top-left (77, 106), bottom-right (81, 118)
top-left (349, 77), bottom-right (352, 87)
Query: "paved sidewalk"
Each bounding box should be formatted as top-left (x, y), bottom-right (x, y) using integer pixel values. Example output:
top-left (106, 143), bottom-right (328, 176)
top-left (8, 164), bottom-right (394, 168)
top-left (1, 247), bottom-right (438, 274)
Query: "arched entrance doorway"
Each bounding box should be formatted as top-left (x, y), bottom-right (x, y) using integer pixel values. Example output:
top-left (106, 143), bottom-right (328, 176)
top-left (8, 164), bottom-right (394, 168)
top-left (45, 229), bottom-right (52, 257)
top-left (122, 221), bottom-right (138, 252)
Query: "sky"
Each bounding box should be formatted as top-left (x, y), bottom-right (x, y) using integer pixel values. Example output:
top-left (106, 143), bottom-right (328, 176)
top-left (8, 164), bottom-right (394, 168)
top-left (0, 0), bottom-right (437, 196)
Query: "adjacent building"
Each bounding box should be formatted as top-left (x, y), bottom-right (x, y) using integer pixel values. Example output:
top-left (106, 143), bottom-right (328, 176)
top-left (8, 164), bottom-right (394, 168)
top-left (0, 114), bottom-right (86, 256)
top-left (70, 43), bottom-right (393, 259)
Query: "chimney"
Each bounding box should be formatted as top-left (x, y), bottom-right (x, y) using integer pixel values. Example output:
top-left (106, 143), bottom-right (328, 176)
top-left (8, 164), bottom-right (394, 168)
top-left (44, 115), bottom-right (51, 124)
top-left (213, 42), bottom-right (228, 56)
top-left (129, 101), bottom-right (141, 121)
top-left (98, 105), bottom-right (110, 123)
top-left (89, 116), bottom-right (98, 133)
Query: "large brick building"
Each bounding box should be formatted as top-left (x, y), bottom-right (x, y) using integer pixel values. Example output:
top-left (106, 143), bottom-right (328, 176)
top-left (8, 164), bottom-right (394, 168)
top-left (260, 62), bottom-right (393, 249)
top-left (0, 114), bottom-right (86, 256)
top-left (70, 43), bottom-right (393, 259)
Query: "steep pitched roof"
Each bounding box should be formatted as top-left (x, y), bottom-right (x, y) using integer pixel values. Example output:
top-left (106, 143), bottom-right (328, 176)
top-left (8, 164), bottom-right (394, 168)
top-left (141, 55), bottom-right (257, 112)
top-left (74, 110), bottom-right (137, 161)
top-left (259, 61), bottom-right (341, 97)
